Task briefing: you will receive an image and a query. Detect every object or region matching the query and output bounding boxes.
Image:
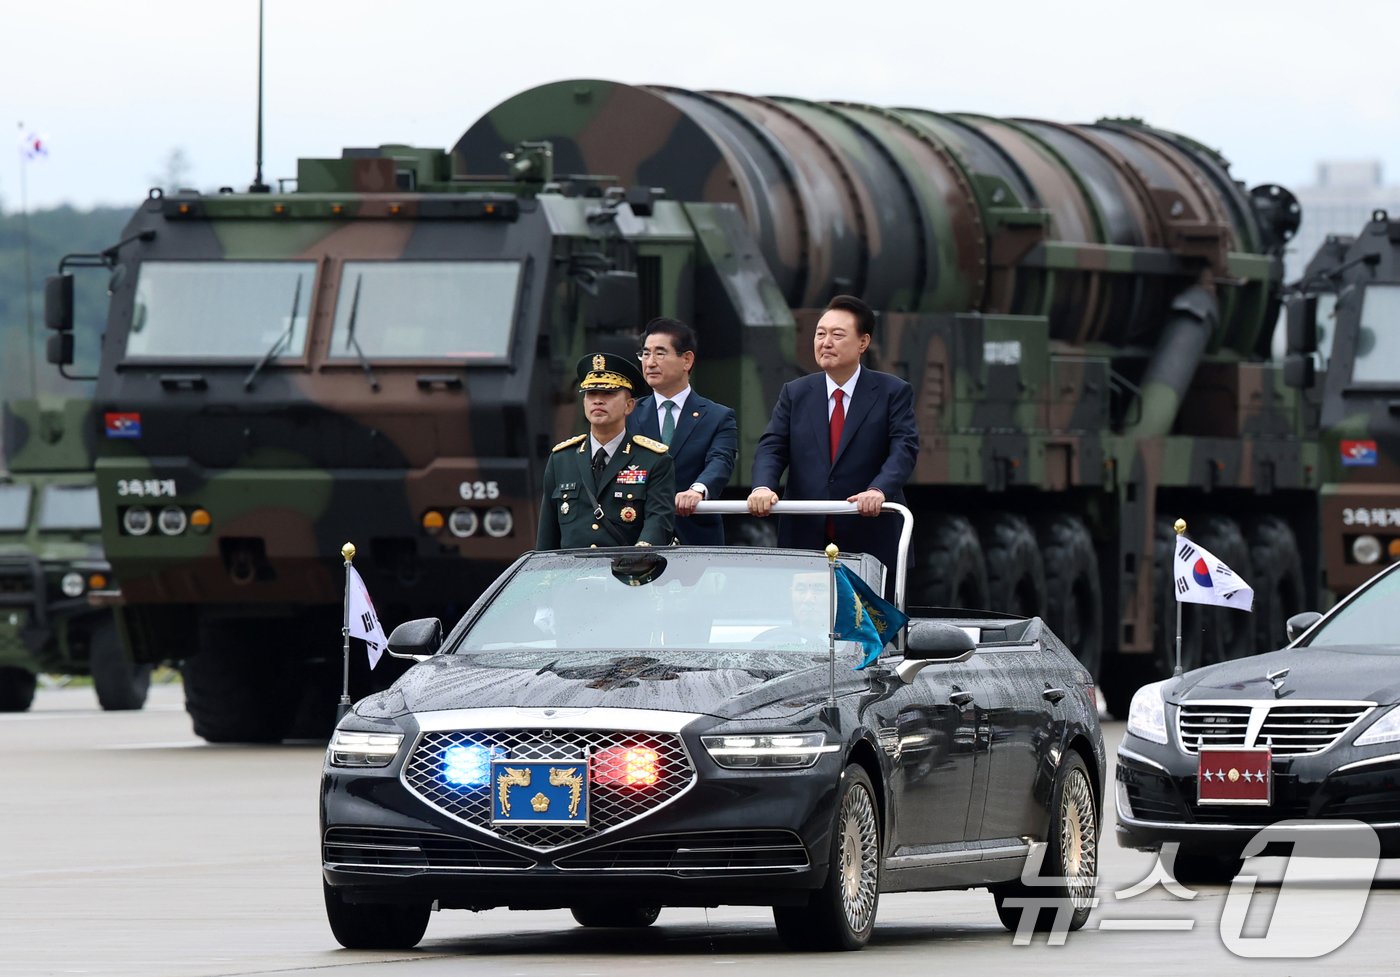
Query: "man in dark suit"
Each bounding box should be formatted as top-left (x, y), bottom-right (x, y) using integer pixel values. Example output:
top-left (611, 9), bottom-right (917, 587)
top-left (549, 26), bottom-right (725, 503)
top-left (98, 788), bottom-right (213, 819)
top-left (536, 352), bottom-right (675, 550)
top-left (747, 295), bottom-right (918, 589)
top-left (628, 317), bottom-right (738, 545)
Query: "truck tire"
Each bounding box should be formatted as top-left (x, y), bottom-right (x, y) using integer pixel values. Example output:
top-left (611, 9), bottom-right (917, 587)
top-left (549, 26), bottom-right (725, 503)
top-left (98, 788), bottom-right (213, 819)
top-left (89, 619), bottom-right (151, 711)
top-left (1192, 515), bottom-right (1256, 663)
top-left (1245, 515), bottom-right (1305, 654)
top-left (1038, 515), bottom-right (1103, 681)
top-left (0, 667), bottom-right (36, 712)
top-left (979, 513), bottom-right (1047, 619)
top-left (181, 621), bottom-right (297, 743)
top-left (909, 514), bottom-right (988, 611)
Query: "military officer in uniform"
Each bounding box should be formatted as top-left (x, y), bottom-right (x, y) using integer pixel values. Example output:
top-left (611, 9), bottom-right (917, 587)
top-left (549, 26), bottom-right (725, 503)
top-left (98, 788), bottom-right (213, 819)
top-left (536, 352), bottom-right (676, 549)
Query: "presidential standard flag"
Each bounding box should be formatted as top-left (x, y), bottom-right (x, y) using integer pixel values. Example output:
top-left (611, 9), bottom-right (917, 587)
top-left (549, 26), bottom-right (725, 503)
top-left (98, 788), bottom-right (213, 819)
top-left (832, 563), bottom-right (910, 670)
top-left (1173, 536), bottom-right (1254, 612)
top-left (346, 564), bottom-right (388, 668)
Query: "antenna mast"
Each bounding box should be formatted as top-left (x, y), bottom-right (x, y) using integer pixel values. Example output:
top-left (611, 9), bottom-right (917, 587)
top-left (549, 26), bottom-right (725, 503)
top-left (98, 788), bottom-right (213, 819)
top-left (250, 0), bottom-right (269, 192)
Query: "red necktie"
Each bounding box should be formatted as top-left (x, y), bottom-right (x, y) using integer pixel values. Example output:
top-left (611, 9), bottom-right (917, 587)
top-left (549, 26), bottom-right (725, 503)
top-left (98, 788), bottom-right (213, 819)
top-left (827, 389), bottom-right (845, 541)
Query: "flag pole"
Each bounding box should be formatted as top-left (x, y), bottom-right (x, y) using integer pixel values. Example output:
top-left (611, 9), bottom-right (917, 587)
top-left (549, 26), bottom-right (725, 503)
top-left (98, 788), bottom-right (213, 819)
top-left (1173, 518), bottom-right (1187, 677)
top-left (825, 543), bottom-right (839, 709)
top-left (339, 541), bottom-right (355, 721)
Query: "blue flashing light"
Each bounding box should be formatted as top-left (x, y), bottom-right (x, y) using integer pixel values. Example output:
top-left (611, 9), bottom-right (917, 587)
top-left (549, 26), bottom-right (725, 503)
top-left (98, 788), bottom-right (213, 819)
top-left (442, 743), bottom-right (504, 788)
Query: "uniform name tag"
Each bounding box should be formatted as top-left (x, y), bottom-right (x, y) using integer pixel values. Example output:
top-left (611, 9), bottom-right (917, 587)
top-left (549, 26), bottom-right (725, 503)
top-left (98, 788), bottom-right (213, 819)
top-left (616, 467), bottom-right (648, 485)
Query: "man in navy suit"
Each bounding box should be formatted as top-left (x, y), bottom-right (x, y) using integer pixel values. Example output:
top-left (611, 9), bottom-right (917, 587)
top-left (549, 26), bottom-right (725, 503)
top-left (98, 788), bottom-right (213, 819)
top-left (628, 317), bottom-right (738, 545)
top-left (747, 295), bottom-right (919, 590)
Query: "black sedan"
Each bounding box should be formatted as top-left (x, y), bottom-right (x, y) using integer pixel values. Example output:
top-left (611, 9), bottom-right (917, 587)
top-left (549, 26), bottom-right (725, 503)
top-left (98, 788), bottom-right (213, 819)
top-left (321, 543), bottom-right (1104, 951)
top-left (1117, 558), bottom-right (1400, 882)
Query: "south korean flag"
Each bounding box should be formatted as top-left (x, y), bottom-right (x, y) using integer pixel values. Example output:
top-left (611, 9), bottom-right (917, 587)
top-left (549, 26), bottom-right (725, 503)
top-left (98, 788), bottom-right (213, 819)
top-left (347, 565), bottom-right (389, 668)
top-left (1173, 536), bottom-right (1254, 612)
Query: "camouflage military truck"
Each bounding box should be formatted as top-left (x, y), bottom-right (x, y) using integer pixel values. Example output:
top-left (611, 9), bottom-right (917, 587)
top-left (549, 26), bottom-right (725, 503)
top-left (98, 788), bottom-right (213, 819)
top-left (47, 79), bottom-right (1328, 729)
top-left (0, 397), bottom-right (146, 712)
top-left (1284, 210), bottom-right (1400, 600)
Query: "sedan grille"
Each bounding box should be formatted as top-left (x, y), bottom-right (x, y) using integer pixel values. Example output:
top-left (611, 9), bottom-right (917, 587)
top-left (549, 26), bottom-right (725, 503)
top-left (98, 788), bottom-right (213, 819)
top-left (403, 728), bottom-right (696, 851)
top-left (1177, 702), bottom-right (1372, 756)
top-left (553, 830), bottom-right (809, 871)
top-left (323, 826), bottom-right (535, 871)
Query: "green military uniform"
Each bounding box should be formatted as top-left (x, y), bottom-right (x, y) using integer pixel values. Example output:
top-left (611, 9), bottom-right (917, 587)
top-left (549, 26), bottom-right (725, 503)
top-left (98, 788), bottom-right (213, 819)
top-left (536, 352), bottom-right (677, 549)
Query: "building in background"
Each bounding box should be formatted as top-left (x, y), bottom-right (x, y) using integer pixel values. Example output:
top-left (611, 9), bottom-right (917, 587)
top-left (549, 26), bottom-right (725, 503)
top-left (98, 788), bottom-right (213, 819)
top-left (1287, 160), bottom-right (1400, 283)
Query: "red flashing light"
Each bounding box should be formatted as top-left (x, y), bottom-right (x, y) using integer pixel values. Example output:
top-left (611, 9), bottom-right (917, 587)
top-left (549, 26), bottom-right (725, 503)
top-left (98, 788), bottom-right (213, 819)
top-left (593, 745), bottom-right (660, 787)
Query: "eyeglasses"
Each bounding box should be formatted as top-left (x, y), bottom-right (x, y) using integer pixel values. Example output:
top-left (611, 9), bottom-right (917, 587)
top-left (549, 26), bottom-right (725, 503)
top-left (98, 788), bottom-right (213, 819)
top-left (637, 348), bottom-right (673, 362)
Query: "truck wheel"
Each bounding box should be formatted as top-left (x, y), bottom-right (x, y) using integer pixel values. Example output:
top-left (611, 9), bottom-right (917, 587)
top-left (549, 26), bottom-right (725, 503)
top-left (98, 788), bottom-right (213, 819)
top-left (570, 905), bottom-right (661, 927)
top-left (992, 752), bottom-right (1098, 933)
top-left (1038, 515), bottom-right (1103, 680)
top-left (89, 619), bottom-right (150, 711)
top-left (1153, 518), bottom-right (1202, 679)
top-left (909, 514), bottom-right (988, 611)
top-left (324, 882), bottom-right (430, 949)
top-left (773, 764), bottom-right (881, 950)
top-left (0, 667), bottom-right (37, 712)
top-left (181, 621), bottom-right (297, 743)
top-left (1245, 516), bottom-right (1305, 653)
top-left (1192, 515), bottom-right (1256, 663)
top-left (980, 513), bottom-right (1047, 619)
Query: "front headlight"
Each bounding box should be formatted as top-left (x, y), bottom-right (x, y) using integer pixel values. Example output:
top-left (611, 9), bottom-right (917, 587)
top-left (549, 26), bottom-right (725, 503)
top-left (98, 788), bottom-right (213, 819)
top-left (1355, 705), bottom-right (1400, 746)
top-left (60, 572), bottom-right (85, 598)
top-left (328, 730), bottom-right (404, 767)
top-left (701, 732), bottom-right (839, 769)
top-left (1126, 680), bottom-right (1170, 745)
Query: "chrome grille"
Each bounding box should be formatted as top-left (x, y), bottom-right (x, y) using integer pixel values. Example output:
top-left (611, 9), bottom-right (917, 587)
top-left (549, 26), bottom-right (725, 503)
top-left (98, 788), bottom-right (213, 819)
top-left (554, 830), bottom-right (809, 871)
top-left (403, 728), bottom-right (696, 851)
top-left (323, 826), bottom-right (535, 871)
top-left (1177, 702), bottom-right (1373, 756)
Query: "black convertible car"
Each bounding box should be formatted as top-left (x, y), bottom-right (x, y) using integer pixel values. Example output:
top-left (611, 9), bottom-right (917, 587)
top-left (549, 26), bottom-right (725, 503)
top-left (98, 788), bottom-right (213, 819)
top-left (1117, 558), bottom-right (1400, 881)
top-left (321, 536), bottom-right (1103, 951)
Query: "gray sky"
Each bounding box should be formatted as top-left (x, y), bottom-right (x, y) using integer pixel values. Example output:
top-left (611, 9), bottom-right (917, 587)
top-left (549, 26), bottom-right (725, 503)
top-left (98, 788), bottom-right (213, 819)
top-left (4, 0), bottom-right (1399, 213)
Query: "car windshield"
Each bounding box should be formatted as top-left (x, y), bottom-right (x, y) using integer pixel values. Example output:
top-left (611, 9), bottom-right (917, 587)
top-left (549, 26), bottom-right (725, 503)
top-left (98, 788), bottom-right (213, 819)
top-left (37, 485), bottom-right (100, 531)
top-left (1302, 565), bottom-right (1400, 646)
top-left (1350, 284), bottom-right (1400, 385)
top-left (459, 551), bottom-right (843, 653)
top-left (126, 261), bottom-right (315, 359)
top-left (328, 261), bottom-right (521, 361)
top-left (0, 485), bottom-right (32, 531)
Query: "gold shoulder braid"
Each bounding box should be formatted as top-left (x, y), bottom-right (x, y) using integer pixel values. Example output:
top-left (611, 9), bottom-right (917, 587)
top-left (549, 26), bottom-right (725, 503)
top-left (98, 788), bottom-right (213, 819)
top-left (552, 434), bottom-right (587, 452)
top-left (631, 434), bottom-right (668, 453)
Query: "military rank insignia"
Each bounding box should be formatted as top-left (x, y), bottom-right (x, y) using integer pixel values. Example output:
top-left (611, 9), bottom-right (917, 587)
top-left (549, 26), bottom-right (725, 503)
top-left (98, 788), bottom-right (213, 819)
top-left (616, 466), bottom-right (648, 485)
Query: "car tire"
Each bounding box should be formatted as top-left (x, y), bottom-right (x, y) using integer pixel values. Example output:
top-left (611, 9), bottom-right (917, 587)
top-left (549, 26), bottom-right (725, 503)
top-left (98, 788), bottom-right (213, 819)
top-left (992, 752), bottom-right (1098, 933)
top-left (0, 667), bottom-right (37, 712)
top-left (570, 905), bottom-right (661, 928)
top-left (1192, 515), bottom-right (1256, 664)
top-left (1169, 848), bottom-right (1243, 885)
top-left (323, 882), bottom-right (430, 949)
top-left (89, 619), bottom-right (151, 711)
top-left (909, 514), bottom-right (989, 611)
top-left (773, 763), bottom-right (880, 951)
top-left (979, 513), bottom-right (1047, 619)
top-left (1245, 515), bottom-right (1305, 654)
top-left (1038, 514), bottom-right (1103, 681)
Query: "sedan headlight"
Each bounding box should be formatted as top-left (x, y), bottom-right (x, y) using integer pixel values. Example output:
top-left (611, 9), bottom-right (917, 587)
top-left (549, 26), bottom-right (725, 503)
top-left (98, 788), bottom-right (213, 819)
top-left (1126, 680), bottom-right (1170, 745)
top-left (328, 730), bottom-right (404, 767)
top-left (1355, 705), bottom-right (1400, 747)
top-left (701, 732), bottom-right (838, 769)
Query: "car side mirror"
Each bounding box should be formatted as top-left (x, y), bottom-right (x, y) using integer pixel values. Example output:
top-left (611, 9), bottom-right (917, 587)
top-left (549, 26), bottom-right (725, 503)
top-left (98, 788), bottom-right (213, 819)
top-left (897, 621), bottom-right (976, 683)
top-left (1285, 611), bottom-right (1322, 644)
top-left (387, 617), bottom-right (443, 660)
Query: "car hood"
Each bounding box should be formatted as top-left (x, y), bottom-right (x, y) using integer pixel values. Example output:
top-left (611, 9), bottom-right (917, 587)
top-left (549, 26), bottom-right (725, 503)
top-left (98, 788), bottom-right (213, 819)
top-left (1172, 646), bottom-right (1400, 704)
top-left (361, 648), bottom-right (868, 722)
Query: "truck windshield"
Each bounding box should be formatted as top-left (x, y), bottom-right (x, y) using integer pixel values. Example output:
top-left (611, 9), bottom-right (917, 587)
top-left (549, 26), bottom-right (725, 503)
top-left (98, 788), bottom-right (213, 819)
top-left (328, 261), bottom-right (521, 362)
top-left (1351, 284), bottom-right (1400, 384)
top-left (126, 261), bottom-right (315, 360)
top-left (0, 485), bottom-right (31, 531)
top-left (38, 485), bottom-right (101, 531)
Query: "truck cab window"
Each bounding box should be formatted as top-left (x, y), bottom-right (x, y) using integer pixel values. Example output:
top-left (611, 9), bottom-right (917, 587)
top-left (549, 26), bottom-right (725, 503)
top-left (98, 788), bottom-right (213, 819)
top-left (1350, 284), bottom-right (1400, 385)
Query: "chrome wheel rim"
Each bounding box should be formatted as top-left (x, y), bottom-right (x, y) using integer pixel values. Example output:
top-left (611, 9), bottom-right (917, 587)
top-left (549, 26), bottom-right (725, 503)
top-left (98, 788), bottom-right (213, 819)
top-left (1059, 767), bottom-right (1097, 910)
top-left (837, 782), bottom-right (880, 933)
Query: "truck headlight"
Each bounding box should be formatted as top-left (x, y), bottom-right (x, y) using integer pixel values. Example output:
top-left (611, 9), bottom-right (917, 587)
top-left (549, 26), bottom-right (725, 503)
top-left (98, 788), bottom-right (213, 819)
top-left (60, 572), bottom-right (85, 598)
top-left (1352, 535), bottom-right (1382, 565)
top-left (483, 507), bottom-right (513, 538)
top-left (328, 730), bottom-right (404, 767)
top-left (1355, 706), bottom-right (1400, 746)
top-left (122, 506), bottom-right (152, 536)
top-left (701, 732), bottom-right (838, 769)
top-left (158, 505), bottom-right (188, 536)
top-left (1126, 680), bottom-right (1170, 745)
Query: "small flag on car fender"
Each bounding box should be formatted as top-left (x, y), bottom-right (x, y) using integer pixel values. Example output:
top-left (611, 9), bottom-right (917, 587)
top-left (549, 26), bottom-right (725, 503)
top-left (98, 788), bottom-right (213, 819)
top-left (1173, 536), bottom-right (1254, 612)
top-left (832, 563), bottom-right (909, 670)
top-left (346, 564), bottom-right (388, 668)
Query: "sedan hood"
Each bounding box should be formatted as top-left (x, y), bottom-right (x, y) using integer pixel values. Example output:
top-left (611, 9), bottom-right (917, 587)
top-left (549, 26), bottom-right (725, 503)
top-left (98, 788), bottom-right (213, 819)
top-left (361, 649), bottom-right (868, 722)
top-left (1172, 646), bottom-right (1400, 704)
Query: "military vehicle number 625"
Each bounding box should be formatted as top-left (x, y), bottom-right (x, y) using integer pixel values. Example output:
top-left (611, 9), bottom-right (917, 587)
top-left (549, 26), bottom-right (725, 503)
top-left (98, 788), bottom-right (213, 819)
top-left (459, 481), bottom-right (501, 501)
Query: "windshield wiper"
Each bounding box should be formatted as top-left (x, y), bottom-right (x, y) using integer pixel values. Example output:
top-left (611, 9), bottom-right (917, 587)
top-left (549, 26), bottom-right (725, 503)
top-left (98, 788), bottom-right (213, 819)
top-left (344, 274), bottom-right (380, 392)
top-left (243, 274), bottom-right (302, 391)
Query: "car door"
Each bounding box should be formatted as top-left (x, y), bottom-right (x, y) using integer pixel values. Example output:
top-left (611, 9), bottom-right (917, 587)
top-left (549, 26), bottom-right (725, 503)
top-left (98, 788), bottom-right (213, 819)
top-left (966, 645), bottom-right (1056, 843)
